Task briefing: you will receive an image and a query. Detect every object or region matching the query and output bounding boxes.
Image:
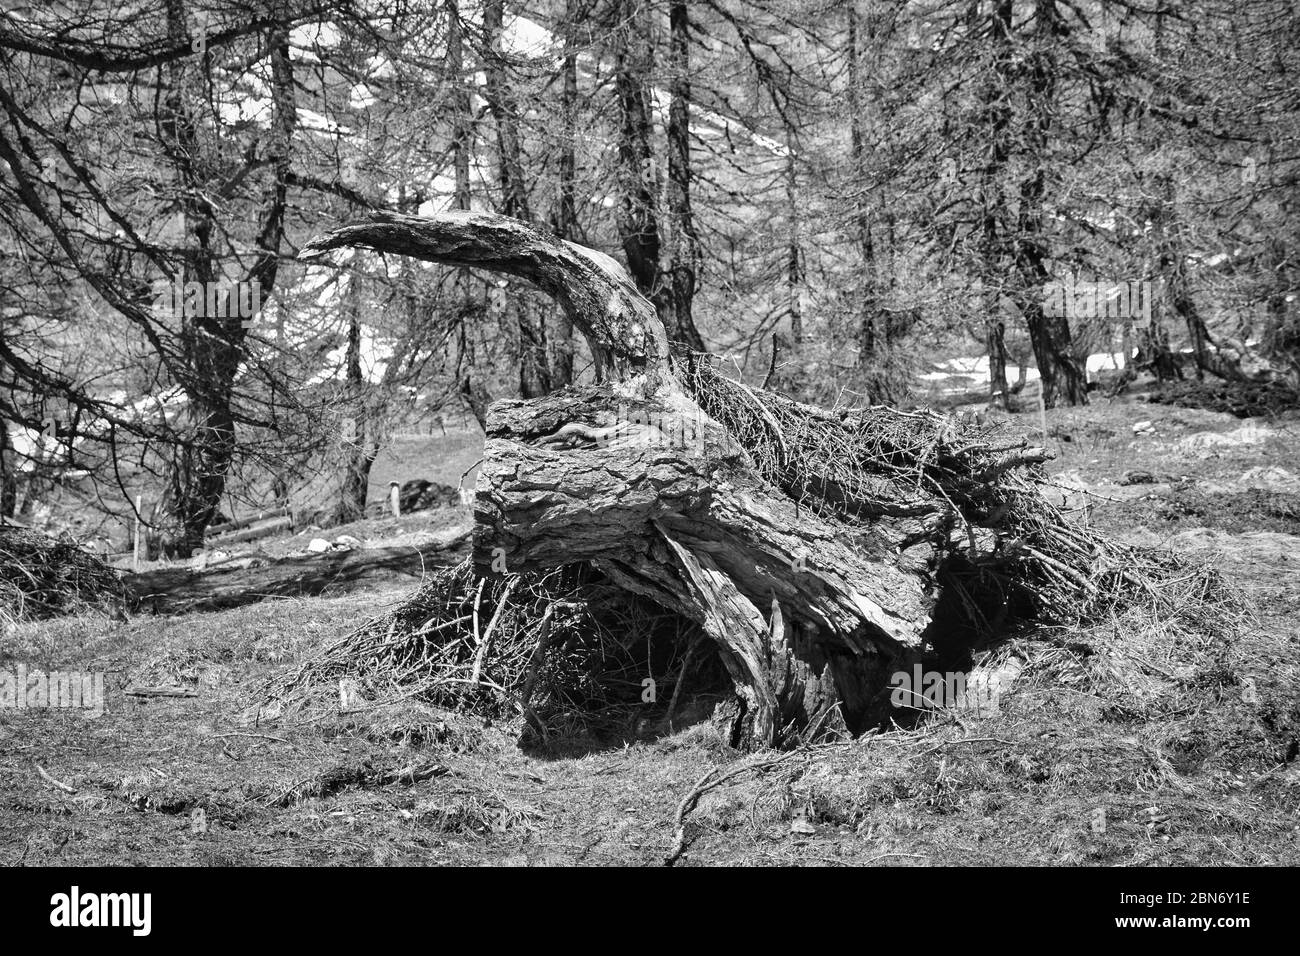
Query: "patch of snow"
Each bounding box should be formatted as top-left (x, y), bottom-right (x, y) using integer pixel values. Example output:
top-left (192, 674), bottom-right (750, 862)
top-left (349, 83), bottom-right (376, 110)
top-left (502, 13), bottom-right (555, 58)
top-left (365, 54), bottom-right (395, 80)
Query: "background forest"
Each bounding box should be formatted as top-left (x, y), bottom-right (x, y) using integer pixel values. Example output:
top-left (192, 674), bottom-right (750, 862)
top-left (1, 0), bottom-right (1296, 556)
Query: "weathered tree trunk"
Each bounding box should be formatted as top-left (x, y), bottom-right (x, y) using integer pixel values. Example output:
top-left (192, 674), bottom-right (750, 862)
top-left (782, 126), bottom-right (804, 347)
top-left (1013, 2), bottom-right (1088, 409)
top-left (987, 315), bottom-right (1010, 411)
top-left (613, 6), bottom-right (662, 306)
top-left (847, 1), bottom-right (882, 369)
top-left (483, 0), bottom-right (553, 399)
top-left (301, 211), bottom-right (936, 748)
top-left (445, 0), bottom-right (472, 212)
top-left (334, 279), bottom-right (379, 525)
top-left (612, 1), bottom-right (705, 351)
top-left (546, 0), bottom-right (581, 389)
top-left (665, 0), bottom-right (705, 353)
top-left (0, 419), bottom-right (16, 519)
top-left (976, 2), bottom-right (1013, 411)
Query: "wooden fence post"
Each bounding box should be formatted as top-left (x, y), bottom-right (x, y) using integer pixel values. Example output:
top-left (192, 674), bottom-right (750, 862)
top-left (132, 494), bottom-right (142, 570)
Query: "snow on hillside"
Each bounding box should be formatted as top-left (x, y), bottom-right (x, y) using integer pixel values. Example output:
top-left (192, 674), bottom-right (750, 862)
top-left (920, 350), bottom-right (1130, 396)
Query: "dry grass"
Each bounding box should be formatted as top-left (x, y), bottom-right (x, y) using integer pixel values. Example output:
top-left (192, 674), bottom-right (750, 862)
top-left (659, 590), bottom-right (1296, 866)
top-left (3, 396), bottom-right (1296, 866)
top-left (1, 517), bottom-right (1295, 866)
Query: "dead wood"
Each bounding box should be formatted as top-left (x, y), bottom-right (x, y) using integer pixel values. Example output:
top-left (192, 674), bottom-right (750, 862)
top-left (291, 210), bottom-right (1229, 749)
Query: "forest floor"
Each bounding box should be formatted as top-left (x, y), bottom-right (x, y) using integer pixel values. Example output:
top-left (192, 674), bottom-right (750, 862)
top-left (2, 384), bottom-right (1299, 866)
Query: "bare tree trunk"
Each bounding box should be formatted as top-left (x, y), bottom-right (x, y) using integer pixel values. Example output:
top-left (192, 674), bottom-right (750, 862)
top-left (665, 0), bottom-right (705, 353)
top-left (610, 2), bottom-right (704, 351)
top-left (1011, 0), bottom-right (1087, 408)
top-left (0, 418), bottom-right (16, 519)
top-left (458, 321), bottom-right (492, 430)
top-left (987, 315), bottom-right (1010, 410)
top-left (847, 1), bottom-right (881, 367)
top-left (977, 2), bottom-right (1012, 410)
top-left (334, 278), bottom-right (378, 525)
top-left (1171, 278), bottom-right (1222, 381)
top-left (547, 0), bottom-right (582, 388)
top-left (552, 4), bottom-right (580, 245)
top-left (614, 5), bottom-right (664, 309)
top-left (482, 0), bottom-right (529, 222)
top-left (0, 310), bottom-right (17, 518)
top-left (446, 1), bottom-right (472, 213)
top-left (783, 125), bottom-right (804, 346)
top-left (483, 0), bottom-right (552, 398)
top-left (446, 5), bottom-right (487, 420)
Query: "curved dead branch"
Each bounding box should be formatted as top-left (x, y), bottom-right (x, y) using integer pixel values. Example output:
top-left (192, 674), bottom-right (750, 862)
top-left (299, 210), bottom-right (668, 384)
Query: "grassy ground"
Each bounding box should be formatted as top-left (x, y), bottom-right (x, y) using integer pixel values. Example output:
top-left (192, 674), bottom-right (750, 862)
top-left (2, 391), bottom-right (1298, 866)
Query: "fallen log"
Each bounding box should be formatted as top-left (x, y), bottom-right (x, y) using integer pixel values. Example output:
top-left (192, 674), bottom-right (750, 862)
top-left (127, 536), bottom-right (469, 615)
top-left (296, 210), bottom-right (1209, 749)
top-left (123, 685), bottom-right (198, 698)
top-left (204, 515), bottom-right (294, 546)
top-left (204, 506), bottom-right (293, 538)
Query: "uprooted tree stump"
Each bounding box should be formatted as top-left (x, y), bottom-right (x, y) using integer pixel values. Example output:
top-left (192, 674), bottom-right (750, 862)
top-left (296, 210), bottom-right (1204, 749)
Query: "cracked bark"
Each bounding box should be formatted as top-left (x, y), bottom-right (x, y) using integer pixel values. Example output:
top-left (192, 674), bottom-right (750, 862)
top-left (301, 210), bottom-right (930, 747)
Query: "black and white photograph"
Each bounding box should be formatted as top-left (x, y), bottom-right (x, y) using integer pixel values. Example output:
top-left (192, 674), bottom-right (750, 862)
top-left (0, 0), bottom-right (1294, 903)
